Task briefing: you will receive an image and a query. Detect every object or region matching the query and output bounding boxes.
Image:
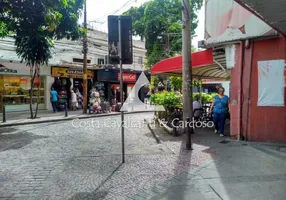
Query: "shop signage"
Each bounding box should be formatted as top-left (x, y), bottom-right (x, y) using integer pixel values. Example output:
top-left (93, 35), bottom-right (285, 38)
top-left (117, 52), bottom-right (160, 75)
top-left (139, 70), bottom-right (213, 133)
top-left (51, 67), bottom-right (93, 79)
top-left (117, 73), bottom-right (136, 82)
top-left (0, 67), bottom-right (17, 73)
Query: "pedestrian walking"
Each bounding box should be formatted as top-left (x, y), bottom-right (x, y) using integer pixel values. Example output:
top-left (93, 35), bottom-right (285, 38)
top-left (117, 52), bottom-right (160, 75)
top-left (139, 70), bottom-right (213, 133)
top-left (209, 87), bottom-right (230, 137)
top-left (71, 90), bottom-right (77, 111)
top-left (50, 87), bottom-right (58, 113)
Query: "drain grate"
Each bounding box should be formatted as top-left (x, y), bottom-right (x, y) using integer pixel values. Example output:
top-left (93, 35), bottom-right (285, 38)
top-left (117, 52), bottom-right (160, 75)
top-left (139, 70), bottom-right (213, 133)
top-left (220, 140), bottom-right (230, 144)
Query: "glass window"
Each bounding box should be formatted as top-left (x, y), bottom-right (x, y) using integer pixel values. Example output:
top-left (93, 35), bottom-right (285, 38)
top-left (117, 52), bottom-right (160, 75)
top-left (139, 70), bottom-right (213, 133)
top-left (2, 75), bottom-right (45, 106)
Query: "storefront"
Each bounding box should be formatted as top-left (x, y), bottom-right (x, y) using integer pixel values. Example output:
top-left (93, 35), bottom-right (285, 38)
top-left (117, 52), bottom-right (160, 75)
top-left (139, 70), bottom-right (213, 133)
top-left (51, 66), bottom-right (94, 109)
top-left (0, 62), bottom-right (51, 112)
top-left (95, 69), bottom-right (144, 102)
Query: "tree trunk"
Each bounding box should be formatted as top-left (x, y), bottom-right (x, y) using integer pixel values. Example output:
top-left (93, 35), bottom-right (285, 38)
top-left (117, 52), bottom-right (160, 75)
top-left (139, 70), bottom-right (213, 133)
top-left (164, 76), bottom-right (168, 91)
top-left (29, 65), bottom-right (36, 119)
top-left (182, 0), bottom-right (193, 148)
top-left (34, 66), bottom-right (40, 118)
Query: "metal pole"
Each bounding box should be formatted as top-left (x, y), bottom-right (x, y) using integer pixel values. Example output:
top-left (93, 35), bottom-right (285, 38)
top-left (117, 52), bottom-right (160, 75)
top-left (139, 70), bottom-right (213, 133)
top-left (2, 105), bottom-right (6, 122)
top-left (82, 1), bottom-right (88, 114)
top-left (199, 79), bottom-right (202, 104)
top-left (182, 0), bottom-right (193, 150)
top-left (65, 102), bottom-right (68, 117)
top-left (119, 16), bottom-right (125, 163)
top-left (164, 17), bottom-right (169, 91)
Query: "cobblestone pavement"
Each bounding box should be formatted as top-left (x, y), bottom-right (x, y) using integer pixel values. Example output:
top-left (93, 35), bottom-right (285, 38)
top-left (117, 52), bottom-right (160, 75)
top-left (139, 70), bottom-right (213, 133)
top-left (0, 113), bottom-right (217, 200)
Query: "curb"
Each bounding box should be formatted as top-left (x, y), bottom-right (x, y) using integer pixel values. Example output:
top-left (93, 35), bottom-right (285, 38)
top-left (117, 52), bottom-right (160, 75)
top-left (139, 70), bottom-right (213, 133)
top-left (0, 111), bottom-right (154, 128)
top-left (144, 118), bottom-right (162, 144)
top-left (157, 118), bottom-right (173, 134)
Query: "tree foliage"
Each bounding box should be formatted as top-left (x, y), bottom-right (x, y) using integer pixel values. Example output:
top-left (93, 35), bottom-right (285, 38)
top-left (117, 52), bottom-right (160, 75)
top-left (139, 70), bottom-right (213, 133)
top-left (0, 0), bottom-right (85, 118)
top-left (123, 0), bottom-right (203, 69)
top-left (0, 0), bottom-right (85, 66)
top-left (169, 76), bottom-right (203, 90)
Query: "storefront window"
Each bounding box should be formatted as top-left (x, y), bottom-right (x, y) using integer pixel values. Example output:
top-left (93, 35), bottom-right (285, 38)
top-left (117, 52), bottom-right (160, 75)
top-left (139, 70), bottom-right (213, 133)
top-left (2, 75), bottom-right (45, 106)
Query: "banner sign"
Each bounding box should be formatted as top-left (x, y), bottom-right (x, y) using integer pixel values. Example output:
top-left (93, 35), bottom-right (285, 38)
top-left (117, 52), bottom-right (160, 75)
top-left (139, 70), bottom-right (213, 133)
top-left (257, 60), bottom-right (284, 106)
top-left (117, 73), bottom-right (136, 82)
top-left (51, 67), bottom-right (93, 79)
top-left (108, 15), bottom-right (133, 64)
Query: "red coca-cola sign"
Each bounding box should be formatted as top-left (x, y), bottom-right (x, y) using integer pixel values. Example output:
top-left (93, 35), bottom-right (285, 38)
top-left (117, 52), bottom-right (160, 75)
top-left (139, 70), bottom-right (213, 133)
top-left (117, 73), bottom-right (136, 82)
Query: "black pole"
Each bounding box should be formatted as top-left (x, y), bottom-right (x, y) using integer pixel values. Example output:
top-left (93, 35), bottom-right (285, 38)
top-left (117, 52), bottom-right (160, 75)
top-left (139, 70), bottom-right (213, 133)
top-left (2, 105), bottom-right (6, 122)
top-left (119, 16), bottom-right (125, 164)
top-left (65, 102), bottom-right (68, 117)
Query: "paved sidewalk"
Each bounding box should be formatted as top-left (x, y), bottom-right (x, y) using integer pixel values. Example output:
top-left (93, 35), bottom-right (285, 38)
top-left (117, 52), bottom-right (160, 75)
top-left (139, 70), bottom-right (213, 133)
top-left (0, 114), bottom-right (285, 200)
top-left (135, 120), bottom-right (286, 200)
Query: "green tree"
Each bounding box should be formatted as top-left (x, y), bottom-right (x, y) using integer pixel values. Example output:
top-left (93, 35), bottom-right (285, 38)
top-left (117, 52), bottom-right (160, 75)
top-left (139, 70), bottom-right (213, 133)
top-left (124, 0), bottom-right (203, 69)
top-left (169, 76), bottom-right (202, 91)
top-left (0, 0), bottom-right (85, 118)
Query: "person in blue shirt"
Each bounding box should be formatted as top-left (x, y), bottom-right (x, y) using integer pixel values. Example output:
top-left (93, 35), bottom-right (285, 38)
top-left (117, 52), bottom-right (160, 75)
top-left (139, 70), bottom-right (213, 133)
top-left (210, 87), bottom-right (230, 137)
top-left (50, 87), bottom-right (58, 113)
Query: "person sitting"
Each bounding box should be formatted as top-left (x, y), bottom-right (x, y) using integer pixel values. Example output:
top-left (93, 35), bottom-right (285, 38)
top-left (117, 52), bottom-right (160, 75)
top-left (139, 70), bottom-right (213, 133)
top-left (193, 98), bottom-right (202, 121)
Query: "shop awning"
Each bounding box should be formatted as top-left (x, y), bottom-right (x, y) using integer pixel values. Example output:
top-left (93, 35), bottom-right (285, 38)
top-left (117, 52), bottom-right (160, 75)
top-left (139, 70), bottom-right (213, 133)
top-left (151, 49), bottom-right (229, 79)
top-left (234, 0), bottom-right (286, 36)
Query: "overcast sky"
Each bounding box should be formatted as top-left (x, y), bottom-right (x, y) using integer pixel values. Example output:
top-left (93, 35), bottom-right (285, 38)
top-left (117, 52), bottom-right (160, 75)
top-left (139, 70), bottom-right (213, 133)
top-left (80, 0), bottom-right (205, 48)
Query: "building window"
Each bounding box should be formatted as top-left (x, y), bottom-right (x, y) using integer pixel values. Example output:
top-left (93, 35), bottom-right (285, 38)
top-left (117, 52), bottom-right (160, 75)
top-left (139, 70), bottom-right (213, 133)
top-left (73, 58), bottom-right (91, 63)
top-left (98, 58), bottom-right (105, 65)
top-left (138, 56), bottom-right (143, 64)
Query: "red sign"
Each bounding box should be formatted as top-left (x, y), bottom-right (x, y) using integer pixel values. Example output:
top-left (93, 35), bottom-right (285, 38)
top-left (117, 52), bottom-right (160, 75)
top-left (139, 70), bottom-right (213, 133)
top-left (117, 73), bottom-right (136, 82)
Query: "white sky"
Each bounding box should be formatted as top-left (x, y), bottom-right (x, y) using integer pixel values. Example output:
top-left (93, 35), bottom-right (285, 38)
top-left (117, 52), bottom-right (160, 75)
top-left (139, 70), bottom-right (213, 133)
top-left (80, 0), bottom-right (205, 48)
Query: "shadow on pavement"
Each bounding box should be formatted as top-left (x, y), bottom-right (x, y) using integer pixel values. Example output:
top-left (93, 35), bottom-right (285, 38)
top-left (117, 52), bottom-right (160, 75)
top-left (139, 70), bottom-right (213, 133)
top-left (0, 127), bottom-right (17, 134)
top-left (67, 164), bottom-right (123, 200)
top-left (68, 191), bottom-right (108, 200)
top-left (0, 132), bottom-right (48, 152)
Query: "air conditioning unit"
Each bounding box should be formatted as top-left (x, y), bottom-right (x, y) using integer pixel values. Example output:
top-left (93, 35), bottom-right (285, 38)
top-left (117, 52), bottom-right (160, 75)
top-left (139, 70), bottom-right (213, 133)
top-left (225, 45), bottom-right (235, 69)
top-left (198, 40), bottom-right (205, 48)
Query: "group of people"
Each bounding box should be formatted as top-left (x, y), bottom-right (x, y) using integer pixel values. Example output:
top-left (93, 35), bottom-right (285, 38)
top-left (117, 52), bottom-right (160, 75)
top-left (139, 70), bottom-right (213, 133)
top-left (50, 87), bottom-right (83, 113)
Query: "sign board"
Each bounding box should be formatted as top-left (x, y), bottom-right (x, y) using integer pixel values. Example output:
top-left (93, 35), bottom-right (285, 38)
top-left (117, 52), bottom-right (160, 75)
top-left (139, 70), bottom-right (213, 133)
top-left (108, 15), bottom-right (133, 64)
top-left (51, 67), bottom-right (93, 79)
top-left (225, 44), bottom-right (236, 68)
top-left (205, 0), bottom-right (277, 45)
top-left (257, 60), bottom-right (284, 106)
top-left (117, 73), bottom-right (136, 82)
top-left (0, 63), bottom-right (50, 75)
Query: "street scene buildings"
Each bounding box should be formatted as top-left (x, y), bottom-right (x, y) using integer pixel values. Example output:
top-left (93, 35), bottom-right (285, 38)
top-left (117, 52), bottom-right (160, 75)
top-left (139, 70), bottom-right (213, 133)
top-left (0, 28), bottom-right (147, 112)
top-left (0, 0), bottom-right (286, 200)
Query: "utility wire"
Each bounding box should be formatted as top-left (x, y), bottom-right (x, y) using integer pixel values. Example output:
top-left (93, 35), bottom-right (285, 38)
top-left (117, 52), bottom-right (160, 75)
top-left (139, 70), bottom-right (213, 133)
top-left (89, 0), bottom-right (135, 23)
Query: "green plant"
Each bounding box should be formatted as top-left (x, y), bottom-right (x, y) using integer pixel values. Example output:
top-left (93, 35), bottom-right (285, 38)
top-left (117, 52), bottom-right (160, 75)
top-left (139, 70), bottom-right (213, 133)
top-left (192, 92), bottom-right (217, 104)
top-left (151, 91), bottom-right (181, 109)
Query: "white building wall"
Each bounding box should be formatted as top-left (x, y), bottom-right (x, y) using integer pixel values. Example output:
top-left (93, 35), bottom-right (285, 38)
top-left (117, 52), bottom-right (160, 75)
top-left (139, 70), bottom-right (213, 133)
top-left (0, 29), bottom-right (147, 71)
top-left (45, 76), bottom-right (54, 110)
top-left (203, 81), bottom-right (230, 97)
